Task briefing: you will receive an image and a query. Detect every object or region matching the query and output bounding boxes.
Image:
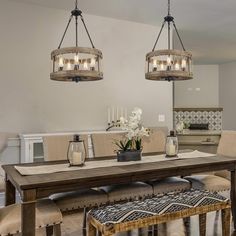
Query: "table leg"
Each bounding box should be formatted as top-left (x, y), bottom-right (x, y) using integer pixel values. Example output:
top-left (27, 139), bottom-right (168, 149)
top-left (5, 175), bottom-right (16, 206)
top-left (22, 189), bottom-right (36, 236)
top-left (231, 170), bottom-right (236, 231)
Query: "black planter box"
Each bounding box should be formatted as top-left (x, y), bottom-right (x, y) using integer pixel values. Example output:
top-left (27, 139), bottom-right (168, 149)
top-left (117, 150), bottom-right (142, 162)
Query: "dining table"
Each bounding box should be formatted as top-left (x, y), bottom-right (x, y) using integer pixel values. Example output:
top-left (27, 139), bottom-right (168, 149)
top-left (2, 151), bottom-right (236, 236)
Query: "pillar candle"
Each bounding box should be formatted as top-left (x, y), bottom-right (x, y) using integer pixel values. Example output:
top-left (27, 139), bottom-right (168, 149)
top-left (108, 108), bottom-right (111, 124)
top-left (72, 152), bottom-right (82, 165)
top-left (112, 107), bottom-right (115, 122)
top-left (116, 107), bottom-right (119, 121)
top-left (120, 107), bottom-right (124, 118)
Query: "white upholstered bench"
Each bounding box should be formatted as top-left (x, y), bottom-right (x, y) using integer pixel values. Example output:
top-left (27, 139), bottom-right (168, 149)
top-left (87, 189), bottom-right (231, 236)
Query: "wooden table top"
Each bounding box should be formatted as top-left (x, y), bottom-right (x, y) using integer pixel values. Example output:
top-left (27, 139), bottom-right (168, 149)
top-left (3, 154), bottom-right (236, 199)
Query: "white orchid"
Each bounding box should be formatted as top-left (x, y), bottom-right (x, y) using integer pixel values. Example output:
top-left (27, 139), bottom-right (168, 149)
top-left (116, 107), bottom-right (149, 151)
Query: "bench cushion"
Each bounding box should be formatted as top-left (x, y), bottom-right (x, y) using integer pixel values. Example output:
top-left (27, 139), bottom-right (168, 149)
top-left (184, 175), bottom-right (230, 192)
top-left (150, 177), bottom-right (191, 195)
top-left (51, 189), bottom-right (108, 212)
top-left (100, 182), bottom-right (153, 202)
top-left (88, 189), bottom-right (229, 226)
top-left (0, 199), bottom-right (62, 236)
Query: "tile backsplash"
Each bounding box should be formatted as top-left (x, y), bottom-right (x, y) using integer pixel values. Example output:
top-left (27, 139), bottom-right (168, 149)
top-left (174, 108), bottom-right (223, 131)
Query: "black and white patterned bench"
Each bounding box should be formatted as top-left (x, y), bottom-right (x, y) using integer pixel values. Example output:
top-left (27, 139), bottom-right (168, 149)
top-left (87, 189), bottom-right (231, 236)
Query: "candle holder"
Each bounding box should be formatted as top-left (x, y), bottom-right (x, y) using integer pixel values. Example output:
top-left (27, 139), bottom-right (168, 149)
top-left (67, 135), bottom-right (86, 166)
top-left (165, 130), bottom-right (178, 158)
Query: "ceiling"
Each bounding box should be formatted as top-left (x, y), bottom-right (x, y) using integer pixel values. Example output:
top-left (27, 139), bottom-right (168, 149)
top-left (9, 0), bottom-right (236, 64)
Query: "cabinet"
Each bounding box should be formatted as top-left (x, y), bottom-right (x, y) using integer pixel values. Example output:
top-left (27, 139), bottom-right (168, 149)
top-left (178, 131), bottom-right (221, 154)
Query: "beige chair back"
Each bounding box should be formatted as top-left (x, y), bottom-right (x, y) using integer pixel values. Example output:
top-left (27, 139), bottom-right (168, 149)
top-left (91, 133), bottom-right (126, 158)
top-left (142, 127), bottom-right (168, 154)
top-left (217, 131), bottom-right (236, 157)
top-left (215, 130), bottom-right (236, 180)
top-left (43, 135), bottom-right (89, 161)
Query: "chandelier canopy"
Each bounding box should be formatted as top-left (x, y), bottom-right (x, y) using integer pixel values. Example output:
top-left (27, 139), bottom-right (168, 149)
top-left (50, 0), bottom-right (103, 83)
top-left (145, 0), bottom-right (193, 81)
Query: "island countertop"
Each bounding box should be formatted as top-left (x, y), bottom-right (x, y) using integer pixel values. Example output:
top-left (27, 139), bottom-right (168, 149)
top-left (177, 129), bottom-right (221, 136)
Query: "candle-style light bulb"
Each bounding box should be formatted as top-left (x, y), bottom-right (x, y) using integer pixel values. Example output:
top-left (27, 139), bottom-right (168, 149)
top-left (74, 54), bottom-right (79, 70)
top-left (74, 54), bottom-right (79, 64)
top-left (90, 58), bottom-right (96, 71)
top-left (182, 58), bottom-right (187, 71)
top-left (167, 56), bottom-right (172, 71)
top-left (175, 62), bottom-right (180, 70)
top-left (167, 56), bottom-right (171, 65)
top-left (58, 56), bottom-right (64, 71)
top-left (84, 61), bottom-right (88, 70)
top-left (160, 62), bottom-right (164, 71)
top-left (152, 59), bottom-right (157, 71)
top-left (67, 61), bottom-right (72, 70)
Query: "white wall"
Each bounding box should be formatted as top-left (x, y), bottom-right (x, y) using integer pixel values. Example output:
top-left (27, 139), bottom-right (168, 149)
top-left (174, 65), bottom-right (219, 107)
top-left (219, 62), bottom-right (236, 130)
top-left (0, 0), bottom-right (173, 134)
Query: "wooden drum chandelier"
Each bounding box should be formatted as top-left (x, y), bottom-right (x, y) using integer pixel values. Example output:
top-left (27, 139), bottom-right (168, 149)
top-left (50, 1), bottom-right (103, 83)
top-left (145, 0), bottom-right (193, 81)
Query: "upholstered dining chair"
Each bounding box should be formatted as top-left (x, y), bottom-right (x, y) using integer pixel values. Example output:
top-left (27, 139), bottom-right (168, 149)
top-left (0, 199), bottom-right (62, 236)
top-left (142, 127), bottom-right (168, 154)
top-left (43, 135), bottom-right (108, 234)
top-left (91, 128), bottom-right (191, 204)
top-left (184, 131), bottom-right (236, 196)
top-left (43, 134), bottom-right (89, 161)
top-left (91, 132), bottom-right (126, 158)
top-left (143, 127), bottom-right (191, 196)
top-left (0, 133), bottom-right (8, 206)
top-left (0, 172), bottom-right (5, 206)
top-left (91, 132), bottom-right (153, 202)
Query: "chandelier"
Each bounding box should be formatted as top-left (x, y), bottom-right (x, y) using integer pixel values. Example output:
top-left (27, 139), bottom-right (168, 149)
top-left (50, 1), bottom-right (103, 83)
top-left (145, 0), bottom-right (193, 81)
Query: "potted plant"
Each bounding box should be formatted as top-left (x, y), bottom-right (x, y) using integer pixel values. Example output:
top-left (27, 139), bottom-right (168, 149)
top-left (115, 107), bottom-right (149, 162)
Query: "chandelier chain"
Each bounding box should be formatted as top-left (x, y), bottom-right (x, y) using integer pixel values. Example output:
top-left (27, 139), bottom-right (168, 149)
top-left (57, 0), bottom-right (96, 49)
top-left (168, 0), bottom-right (170, 16)
top-left (80, 15), bottom-right (95, 48)
top-left (58, 15), bottom-right (73, 49)
top-left (75, 16), bottom-right (78, 47)
top-left (172, 21), bottom-right (186, 51)
top-left (152, 21), bottom-right (166, 51)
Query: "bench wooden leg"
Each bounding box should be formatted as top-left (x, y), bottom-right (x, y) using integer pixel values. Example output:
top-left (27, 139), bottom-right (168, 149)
top-left (127, 230), bottom-right (132, 236)
top-left (87, 220), bottom-right (96, 236)
top-left (183, 217), bottom-right (190, 236)
top-left (153, 224), bottom-right (158, 236)
top-left (222, 208), bottom-right (231, 236)
top-left (46, 226), bottom-right (53, 236)
top-left (53, 224), bottom-right (61, 236)
top-left (199, 213), bottom-right (206, 236)
top-left (83, 207), bottom-right (88, 236)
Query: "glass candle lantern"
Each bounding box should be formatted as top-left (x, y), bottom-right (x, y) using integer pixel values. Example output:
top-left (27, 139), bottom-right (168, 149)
top-left (67, 135), bottom-right (86, 166)
top-left (165, 130), bottom-right (178, 158)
